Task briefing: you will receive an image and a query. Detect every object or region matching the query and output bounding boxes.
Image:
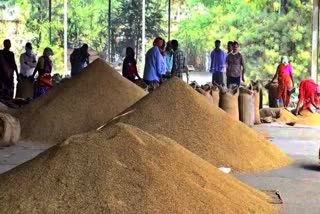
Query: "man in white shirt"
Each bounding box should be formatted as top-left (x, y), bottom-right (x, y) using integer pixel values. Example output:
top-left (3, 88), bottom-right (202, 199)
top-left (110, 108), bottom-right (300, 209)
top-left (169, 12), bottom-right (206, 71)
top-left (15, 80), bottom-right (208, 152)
top-left (16, 42), bottom-right (37, 99)
top-left (20, 42), bottom-right (37, 77)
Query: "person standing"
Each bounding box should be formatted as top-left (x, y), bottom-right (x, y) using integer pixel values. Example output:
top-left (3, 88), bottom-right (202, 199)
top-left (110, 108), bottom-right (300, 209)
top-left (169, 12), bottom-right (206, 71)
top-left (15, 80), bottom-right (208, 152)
top-left (164, 41), bottom-right (173, 76)
top-left (227, 41), bottom-right (233, 54)
top-left (16, 42), bottom-right (37, 99)
top-left (20, 42), bottom-right (37, 77)
top-left (225, 41), bottom-right (245, 87)
top-left (210, 40), bottom-right (226, 86)
top-left (271, 56), bottom-right (294, 107)
top-left (295, 79), bottom-right (320, 115)
top-left (171, 39), bottom-right (185, 80)
top-left (32, 47), bottom-right (54, 98)
top-left (0, 39), bottom-right (19, 99)
top-left (70, 44), bottom-right (90, 77)
top-left (143, 37), bottom-right (164, 89)
top-left (122, 47), bottom-right (141, 82)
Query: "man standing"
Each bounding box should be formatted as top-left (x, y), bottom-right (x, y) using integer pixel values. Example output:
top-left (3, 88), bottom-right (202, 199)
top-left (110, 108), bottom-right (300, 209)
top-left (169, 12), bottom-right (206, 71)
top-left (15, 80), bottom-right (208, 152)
top-left (16, 42), bottom-right (37, 99)
top-left (225, 41), bottom-right (245, 87)
top-left (171, 39), bottom-right (185, 80)
top-left (70, 44), bottom-right (90, 77)
top-left (143, 37), bottom-right (164, 89)
top-left (210, 40), bottom-right (226, 86)
top-left (0, 39), bottom-right (19, 99)
top-left (20, 42), bottom-right (37, 77)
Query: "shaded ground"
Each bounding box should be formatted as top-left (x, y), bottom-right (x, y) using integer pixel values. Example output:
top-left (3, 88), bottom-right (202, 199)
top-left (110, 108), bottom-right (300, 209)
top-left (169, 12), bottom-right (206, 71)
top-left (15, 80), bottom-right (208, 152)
top-left (236, 124), bottom-right (320, 214)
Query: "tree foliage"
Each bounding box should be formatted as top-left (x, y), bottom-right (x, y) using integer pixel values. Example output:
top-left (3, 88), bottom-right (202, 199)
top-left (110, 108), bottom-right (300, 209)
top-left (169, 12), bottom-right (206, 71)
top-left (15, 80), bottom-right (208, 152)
top-left (174, 0), bottom-right (313, 83)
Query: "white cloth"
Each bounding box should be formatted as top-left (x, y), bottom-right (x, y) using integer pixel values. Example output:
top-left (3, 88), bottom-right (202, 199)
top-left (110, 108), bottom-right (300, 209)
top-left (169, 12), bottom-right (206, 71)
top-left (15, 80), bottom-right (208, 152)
top-left (20, 52), bottom-right (37, 77)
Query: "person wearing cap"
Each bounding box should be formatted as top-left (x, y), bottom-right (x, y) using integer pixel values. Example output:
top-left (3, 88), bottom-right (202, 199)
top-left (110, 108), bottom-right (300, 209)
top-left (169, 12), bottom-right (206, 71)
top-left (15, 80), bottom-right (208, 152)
top-left (0, 39), bottom-right (19, 99)
top-left (70, 44), bottom-right (90, 77)
top-left (20, 42), bottom-right (37, 77)
top-left (32, 47), bottom-right (54, 98)
top-left (271, 56), bottom-right (294, 108)
top-left (295, 79), bottom-right (320, 115)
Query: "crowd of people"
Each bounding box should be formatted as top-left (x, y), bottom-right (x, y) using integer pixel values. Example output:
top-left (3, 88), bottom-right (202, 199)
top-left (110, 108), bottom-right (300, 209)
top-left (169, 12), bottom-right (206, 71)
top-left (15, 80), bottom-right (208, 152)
top-left (0, 40), bottom-right (89, 101)
top-left (1, 36), bottom-right (320, 116)
top-left (122, 37), bottom-right (185, 90)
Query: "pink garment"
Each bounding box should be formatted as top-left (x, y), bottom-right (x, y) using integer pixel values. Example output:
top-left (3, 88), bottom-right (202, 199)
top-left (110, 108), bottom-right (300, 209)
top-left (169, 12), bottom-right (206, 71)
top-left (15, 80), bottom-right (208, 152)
top-left (282, 64), bottom-right (293, 75)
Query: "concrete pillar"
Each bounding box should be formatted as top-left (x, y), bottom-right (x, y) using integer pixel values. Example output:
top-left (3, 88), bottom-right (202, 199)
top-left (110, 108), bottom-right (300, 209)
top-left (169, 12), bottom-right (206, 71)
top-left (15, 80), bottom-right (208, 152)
top-left (311, 0), bottom-right (319, 82)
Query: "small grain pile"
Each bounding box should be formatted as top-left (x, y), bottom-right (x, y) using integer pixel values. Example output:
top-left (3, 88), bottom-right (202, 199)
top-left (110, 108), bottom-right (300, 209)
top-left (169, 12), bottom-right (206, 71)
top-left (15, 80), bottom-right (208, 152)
top-left (111, 78), bottom-right (291, 172)
top-left (0, 123), bottom-right (275, 213)
top-left (277, 109), bottom-right (297, 124)
top-left (296, 110), bottom-right (320, 126)
top-left (16, 59), bottom-right (147, 143)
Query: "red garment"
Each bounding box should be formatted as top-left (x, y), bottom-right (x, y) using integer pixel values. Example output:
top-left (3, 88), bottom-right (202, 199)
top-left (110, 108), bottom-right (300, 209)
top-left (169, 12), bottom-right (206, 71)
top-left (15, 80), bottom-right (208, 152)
top-left (277, 64), bottom-right (292, 107)
top-left (299, 79), bottom-right (319, 109)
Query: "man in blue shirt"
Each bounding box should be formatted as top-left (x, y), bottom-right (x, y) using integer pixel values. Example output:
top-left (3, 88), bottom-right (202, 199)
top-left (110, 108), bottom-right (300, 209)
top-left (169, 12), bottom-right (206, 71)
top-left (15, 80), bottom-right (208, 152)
top-left (210, 40), bottom-right (226, 86)
top-left (143, 37), bottom-right (164, 90)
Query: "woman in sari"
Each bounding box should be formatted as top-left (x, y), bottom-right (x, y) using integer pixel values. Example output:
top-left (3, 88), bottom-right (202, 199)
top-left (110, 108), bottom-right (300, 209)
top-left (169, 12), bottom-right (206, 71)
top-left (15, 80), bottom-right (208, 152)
top-left (32, 47), bottom-right (53, 98)
top-left (271, 56), bottom-right (294, 107)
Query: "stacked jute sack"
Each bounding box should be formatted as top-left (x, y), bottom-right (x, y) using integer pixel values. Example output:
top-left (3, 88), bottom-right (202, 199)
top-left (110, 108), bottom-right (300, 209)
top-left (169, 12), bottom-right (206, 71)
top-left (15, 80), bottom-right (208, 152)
top-left (189, 82), bottom-right (219, 106)
top-left (191, 81), bottom-right (262, 127)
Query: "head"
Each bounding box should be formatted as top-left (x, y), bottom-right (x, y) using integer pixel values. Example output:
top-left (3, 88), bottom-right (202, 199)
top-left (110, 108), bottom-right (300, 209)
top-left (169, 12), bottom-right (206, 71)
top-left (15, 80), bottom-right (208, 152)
top-left (227, 41), bottom-right (233, 53)
top-left (3, 39), bottom-right (11, 50)
top-left (165, 40), bottom-right (172, 52)
top-left (153, 37), bottom-right (164, 49)
top-left (281, 56), bottom-right (289, 64)
top-left (171, 39), bottom-right (179, 51)
top-left (81, 44), bottom-right (88, 53)
top-left (160, 39), bottom-right (166, 55)
top-left (25, 42), bottom-right (32, 55)
top-left (233, 41), bottom-right (239, 53)
top-left (126, 47), bottom-right (135, 58)
top-left (215, 40), bottom-right (221, 49)
top-left (43, 47), bottom-right (54, 57)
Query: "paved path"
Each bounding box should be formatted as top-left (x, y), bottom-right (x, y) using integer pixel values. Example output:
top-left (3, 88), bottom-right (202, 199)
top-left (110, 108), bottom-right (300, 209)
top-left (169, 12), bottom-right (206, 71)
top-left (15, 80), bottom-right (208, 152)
top-left (0, 141), bottom-right (51, 174)
top-left (236, 124), bottom-right (320, 214)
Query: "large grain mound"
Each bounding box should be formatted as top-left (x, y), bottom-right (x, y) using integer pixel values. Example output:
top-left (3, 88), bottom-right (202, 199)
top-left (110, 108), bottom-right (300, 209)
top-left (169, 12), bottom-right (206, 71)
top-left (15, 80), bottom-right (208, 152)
top-left (111, 78), bottom-right (291, 172)
top-left (16, 59), bottom-right (147, 143)
top-left (0, 123), bottom-right (274, 213)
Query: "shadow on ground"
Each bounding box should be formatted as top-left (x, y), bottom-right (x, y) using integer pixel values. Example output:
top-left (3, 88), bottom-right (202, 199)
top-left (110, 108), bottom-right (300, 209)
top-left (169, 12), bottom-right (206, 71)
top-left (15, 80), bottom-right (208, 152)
top-left (299, 163), bottom-right (320, 172)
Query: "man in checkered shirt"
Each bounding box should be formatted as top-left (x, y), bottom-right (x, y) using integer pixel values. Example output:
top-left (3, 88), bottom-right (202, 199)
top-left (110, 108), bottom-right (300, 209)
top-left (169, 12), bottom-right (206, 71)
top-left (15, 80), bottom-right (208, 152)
top-left (171, 40), bottom-right (185, 79)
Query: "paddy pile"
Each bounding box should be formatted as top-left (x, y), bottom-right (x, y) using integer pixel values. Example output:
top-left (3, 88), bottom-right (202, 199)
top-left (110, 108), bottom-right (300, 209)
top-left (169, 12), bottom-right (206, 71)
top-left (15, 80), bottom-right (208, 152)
top-left (0, 123), bottom-right (275, 213)
top-left (16, 59), bottom-right (147, 143)
top-left (109, 78), bottom-right (291, 172)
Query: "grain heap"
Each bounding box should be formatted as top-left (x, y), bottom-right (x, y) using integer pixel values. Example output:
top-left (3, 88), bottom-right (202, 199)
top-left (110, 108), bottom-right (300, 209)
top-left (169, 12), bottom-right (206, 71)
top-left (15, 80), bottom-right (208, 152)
top-left (0, 123), bottom-right (275, 213)
top-left (296, 110), bottom-right (320, 126)
top-left (111, 78), bottom-right (291, 172)
top-left (16, 59), bottom-right (147, 143)
top-left (277, 109), bottom-right (297, 124)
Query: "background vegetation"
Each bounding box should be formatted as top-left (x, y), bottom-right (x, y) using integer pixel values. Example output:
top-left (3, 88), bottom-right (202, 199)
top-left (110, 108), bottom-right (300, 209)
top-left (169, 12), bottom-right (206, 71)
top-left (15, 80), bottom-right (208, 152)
top-left (0, 0), bottom-right (314, 84)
